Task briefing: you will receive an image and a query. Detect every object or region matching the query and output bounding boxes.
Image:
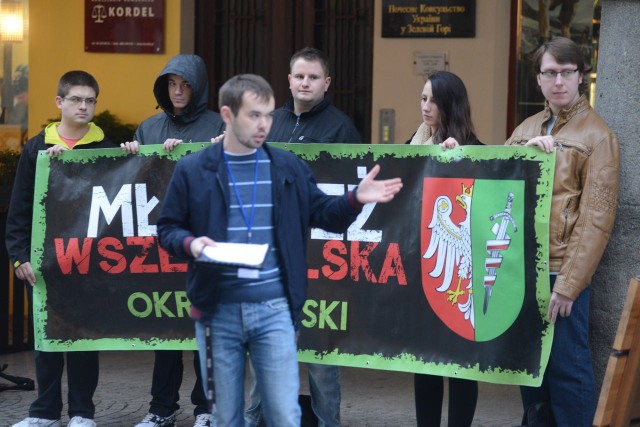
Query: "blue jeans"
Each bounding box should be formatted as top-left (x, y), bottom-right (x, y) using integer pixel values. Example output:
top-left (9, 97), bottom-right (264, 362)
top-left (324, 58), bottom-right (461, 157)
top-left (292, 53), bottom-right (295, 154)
top-left (196, 297), bottom-right (300, 427)
top-left (307, 364), bottom-right (341, 427)
top-left (245, 363), bottom-right (341, 427)
top-left (520, 277), bottom-right (596, 427)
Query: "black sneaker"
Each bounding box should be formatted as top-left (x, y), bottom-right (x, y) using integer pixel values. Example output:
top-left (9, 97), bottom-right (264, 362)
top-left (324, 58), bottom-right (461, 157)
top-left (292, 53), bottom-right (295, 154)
top-left (134, 413), bottom-right (176, 427)
top-left (193, 413), bottom-right (214, 427)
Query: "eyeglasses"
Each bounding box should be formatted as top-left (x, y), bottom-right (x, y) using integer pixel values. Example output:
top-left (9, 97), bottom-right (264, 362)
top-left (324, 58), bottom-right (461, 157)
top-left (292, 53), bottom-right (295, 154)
top-left (539, 69), bottom-right (579, 80)
top-left (62, 97), bottom-right (97, 106)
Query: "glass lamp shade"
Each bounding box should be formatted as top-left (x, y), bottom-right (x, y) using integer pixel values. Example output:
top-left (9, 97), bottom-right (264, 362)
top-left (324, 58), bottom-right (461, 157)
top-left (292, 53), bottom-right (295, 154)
top-left (0, 2), bottom-right (24, 42)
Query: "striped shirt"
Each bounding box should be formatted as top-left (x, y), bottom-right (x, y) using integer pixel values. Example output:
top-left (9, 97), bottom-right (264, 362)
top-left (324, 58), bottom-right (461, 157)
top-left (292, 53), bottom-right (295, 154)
top-left (218, 148), bottom-right (285, 303)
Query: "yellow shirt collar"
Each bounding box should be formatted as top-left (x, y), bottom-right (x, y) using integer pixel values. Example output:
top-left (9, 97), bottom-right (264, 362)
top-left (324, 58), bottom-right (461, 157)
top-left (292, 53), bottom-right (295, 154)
top-left (44, 122), bottom-right (105, 149)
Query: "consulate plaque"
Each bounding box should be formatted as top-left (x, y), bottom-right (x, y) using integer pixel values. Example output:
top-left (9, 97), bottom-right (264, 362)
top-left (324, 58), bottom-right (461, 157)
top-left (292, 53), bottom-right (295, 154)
top-left (382, 0), bottom-right (476, 38)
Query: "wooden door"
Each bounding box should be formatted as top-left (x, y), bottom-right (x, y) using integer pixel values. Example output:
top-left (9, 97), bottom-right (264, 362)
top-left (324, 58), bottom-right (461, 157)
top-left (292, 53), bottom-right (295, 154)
top-left (194, 0), bottom-right (373, 142)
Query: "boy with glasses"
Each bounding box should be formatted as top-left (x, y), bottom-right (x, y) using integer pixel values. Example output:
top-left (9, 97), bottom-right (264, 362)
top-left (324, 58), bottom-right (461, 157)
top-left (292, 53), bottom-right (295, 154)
top-left (6, 70), bottom-right (116, 427)
top-left (506, 37), bottom-right (619, 426)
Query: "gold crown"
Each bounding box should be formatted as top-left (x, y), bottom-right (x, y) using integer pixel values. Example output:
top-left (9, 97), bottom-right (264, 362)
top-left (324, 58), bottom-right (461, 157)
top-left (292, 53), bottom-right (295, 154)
top-left (461, 183), bottom-right (474, 197)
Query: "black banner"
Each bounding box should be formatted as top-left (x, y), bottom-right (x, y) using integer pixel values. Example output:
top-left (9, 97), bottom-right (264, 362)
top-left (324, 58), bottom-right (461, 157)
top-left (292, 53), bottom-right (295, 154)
top-left (31, 144), bottom-right (554, 385)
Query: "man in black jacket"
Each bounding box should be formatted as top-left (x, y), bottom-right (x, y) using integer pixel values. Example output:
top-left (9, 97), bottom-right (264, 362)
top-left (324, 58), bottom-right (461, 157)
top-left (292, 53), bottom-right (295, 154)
top-left (6, 70), bottom-right (115, 427)
top-left (250, 47), bottom-right (361, 427)
top-left (123, 54), bottom-right (224, 427)
top-left (266, 47), bottom-right (361, 145)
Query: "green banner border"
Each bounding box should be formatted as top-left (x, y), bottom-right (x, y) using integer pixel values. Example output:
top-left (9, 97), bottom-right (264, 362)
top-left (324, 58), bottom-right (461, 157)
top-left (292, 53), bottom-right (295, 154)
top-left (31, 143), bottom-right (555, 385)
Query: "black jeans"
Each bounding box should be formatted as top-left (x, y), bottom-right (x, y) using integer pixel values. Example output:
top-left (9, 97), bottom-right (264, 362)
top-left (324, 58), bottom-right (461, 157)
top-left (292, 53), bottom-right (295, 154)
top-left (149, 350), bottom-right (207, 417)
top-left (29, 350), bottom-right (99, 420)
top-left (414, 374), bottom-right (478, 427)
top-left (26, 284), bottom-right (99, 420)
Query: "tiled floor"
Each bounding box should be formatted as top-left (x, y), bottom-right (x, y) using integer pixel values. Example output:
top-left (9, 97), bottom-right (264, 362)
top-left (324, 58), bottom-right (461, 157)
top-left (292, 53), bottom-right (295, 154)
top-left (0, 350), bottom-right (523, 426)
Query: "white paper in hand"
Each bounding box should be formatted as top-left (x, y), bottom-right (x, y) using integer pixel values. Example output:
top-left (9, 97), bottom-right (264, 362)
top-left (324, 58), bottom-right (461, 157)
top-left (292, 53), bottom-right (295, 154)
top-left (197, 242), bottom-right (269, 269)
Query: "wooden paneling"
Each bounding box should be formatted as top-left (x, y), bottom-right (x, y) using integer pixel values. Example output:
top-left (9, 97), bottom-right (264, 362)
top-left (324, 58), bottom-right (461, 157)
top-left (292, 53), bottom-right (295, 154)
top-left (594, 276), bottom-right (640, 426)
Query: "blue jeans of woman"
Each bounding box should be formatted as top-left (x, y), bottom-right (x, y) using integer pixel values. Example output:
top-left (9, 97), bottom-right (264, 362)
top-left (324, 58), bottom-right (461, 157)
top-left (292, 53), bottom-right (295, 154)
top-left (520, 276), bottom-right (596, 427)
top-left (195, 297), bottom-right (300, 427)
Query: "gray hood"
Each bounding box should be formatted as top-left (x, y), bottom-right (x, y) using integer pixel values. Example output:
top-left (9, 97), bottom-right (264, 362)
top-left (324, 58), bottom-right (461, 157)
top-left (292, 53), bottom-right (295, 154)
top-left (153, 54), bottom-right (210, 124)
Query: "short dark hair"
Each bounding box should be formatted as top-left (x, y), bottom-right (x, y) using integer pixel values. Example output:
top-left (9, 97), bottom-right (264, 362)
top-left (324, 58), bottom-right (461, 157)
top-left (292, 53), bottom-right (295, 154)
top-left (533, 37), bottom-right (585, 73)
top-left (427, 71), bottom-right (475, 145)
top-left (289, 47), bottom-right (330, 76)
top-left (57, 70), bottom-right (99, 98)
top-left (218, 74), bottom-right (273, 115)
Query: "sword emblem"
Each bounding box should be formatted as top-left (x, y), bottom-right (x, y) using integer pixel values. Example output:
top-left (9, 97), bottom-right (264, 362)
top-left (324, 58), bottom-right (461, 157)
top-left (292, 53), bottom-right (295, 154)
top-left (483, 193), bottom-right (517, 314)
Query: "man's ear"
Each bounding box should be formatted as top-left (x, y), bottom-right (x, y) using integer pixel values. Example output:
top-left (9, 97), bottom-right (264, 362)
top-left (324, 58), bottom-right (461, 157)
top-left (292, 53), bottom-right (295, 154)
top-left (324, 76), bottom-right (331, 92)
top-left (220, 105), bottom-right (233, 124)
top-left (55, 96), bottom-right (63, 109)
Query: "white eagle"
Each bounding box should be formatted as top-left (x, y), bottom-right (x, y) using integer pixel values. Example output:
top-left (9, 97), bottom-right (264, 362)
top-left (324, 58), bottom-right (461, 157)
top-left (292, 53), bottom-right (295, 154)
top-left (423, 186), bottom-right (475, 327)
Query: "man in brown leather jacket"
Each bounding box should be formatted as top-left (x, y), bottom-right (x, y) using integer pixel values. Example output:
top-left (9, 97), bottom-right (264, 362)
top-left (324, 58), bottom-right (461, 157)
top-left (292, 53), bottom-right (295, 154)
top-left (506, 37), bottom-right (619, 426)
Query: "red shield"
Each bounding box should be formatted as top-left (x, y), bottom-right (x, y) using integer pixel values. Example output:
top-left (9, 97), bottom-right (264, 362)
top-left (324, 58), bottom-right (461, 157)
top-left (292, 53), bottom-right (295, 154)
top-left (421, 177), bottom-right (475, 341)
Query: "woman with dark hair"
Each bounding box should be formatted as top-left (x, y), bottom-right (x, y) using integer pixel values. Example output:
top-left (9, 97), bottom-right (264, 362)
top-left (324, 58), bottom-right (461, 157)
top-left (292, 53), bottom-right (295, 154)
top-left (408, 71), bottom-right (480, 427)
top-left (408, 71), bottom-right (480, 148)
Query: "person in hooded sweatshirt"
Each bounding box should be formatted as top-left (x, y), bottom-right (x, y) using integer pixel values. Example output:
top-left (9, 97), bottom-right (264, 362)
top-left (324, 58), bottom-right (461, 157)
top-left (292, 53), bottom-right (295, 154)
top-left (122, 54), bottom-right (224, 153)
top-left (123, 54), bottom-right (224, 427)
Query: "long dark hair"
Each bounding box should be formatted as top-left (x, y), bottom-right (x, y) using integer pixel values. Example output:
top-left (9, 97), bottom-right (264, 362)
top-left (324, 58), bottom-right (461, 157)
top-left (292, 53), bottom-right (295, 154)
top-left (427, 71), bottom-right (476, 145)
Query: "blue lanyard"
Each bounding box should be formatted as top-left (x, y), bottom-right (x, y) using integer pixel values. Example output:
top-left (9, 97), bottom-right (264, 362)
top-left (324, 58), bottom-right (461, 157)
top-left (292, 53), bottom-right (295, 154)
top-left (223, 150), bottom-right (260, 243)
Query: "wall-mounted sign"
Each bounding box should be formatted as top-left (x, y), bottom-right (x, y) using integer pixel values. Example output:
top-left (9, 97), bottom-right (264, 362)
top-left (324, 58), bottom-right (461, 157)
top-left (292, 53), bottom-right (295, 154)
top-left (85, 0), bottom-right (164, 53)
top-left (414, 52), bottom-right (448, 75)
top-left (382, 0), bottom-right (476, 38)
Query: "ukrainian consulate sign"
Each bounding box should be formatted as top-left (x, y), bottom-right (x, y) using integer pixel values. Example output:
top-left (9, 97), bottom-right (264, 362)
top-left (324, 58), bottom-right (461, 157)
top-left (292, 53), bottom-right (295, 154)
top-left (382, 0), bottom-right (476, 38)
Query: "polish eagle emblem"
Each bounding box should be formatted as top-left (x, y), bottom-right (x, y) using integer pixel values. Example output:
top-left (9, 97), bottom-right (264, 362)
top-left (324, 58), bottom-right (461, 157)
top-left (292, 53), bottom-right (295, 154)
top-left (423, 184), bottom-right (475, 327)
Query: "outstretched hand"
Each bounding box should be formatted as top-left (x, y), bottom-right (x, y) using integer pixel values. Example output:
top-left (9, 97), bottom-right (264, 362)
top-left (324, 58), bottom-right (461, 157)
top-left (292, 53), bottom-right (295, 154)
top-left (355, 164), bottom-right (403, 204)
